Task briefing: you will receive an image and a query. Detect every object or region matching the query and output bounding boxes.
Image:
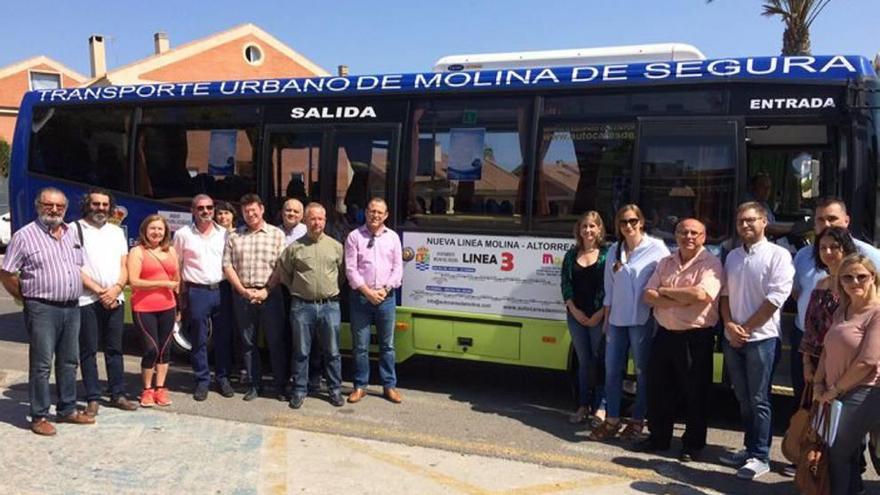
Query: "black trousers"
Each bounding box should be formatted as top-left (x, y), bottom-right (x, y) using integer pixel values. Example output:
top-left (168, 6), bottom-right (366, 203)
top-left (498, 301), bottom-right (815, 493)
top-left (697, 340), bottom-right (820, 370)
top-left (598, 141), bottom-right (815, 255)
top-left (647, 325), bottom-right (715, 450)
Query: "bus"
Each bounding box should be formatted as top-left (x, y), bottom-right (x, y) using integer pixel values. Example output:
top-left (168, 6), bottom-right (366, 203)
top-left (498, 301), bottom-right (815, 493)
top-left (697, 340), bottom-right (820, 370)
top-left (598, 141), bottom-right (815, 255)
top-left (9, 52), bottom-right (880, 392)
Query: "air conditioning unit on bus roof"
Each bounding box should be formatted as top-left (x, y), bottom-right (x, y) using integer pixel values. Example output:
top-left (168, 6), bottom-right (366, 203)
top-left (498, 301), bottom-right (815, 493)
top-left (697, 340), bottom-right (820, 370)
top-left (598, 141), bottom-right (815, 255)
top-left (432, 43), bottom-right (706, 72)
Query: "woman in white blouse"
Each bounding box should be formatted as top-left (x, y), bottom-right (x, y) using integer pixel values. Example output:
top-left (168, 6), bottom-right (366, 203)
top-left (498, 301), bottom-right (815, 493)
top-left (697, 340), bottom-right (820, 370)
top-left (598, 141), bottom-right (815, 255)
top-left (589, 204), bottom-right (669, 441)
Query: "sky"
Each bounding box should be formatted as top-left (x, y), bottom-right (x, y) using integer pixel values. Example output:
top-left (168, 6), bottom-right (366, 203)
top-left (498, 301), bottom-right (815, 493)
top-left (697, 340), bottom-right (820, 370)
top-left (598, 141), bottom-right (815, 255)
top-left (1, 0), bottom-right (877, 77)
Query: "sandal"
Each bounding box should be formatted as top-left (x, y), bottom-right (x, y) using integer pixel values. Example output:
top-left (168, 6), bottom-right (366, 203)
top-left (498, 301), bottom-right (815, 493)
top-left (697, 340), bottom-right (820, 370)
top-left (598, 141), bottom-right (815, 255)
top-left (587, 419), bottom-right (622, 441)
top-left (568, 407), bottom-right (590, 424)
top-left (619, 419), bottom-right (647, 442)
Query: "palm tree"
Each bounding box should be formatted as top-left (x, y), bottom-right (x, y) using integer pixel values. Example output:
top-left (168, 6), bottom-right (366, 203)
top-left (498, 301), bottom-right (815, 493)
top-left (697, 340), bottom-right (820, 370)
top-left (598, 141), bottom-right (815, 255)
top-left (707, 0), bottom-right (832, 55)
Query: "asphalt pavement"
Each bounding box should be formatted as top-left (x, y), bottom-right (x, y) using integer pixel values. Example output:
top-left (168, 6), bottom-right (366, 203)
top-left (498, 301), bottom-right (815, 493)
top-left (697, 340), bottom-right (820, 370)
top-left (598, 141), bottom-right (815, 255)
top-left (0, 287), bottom-right (877, 494)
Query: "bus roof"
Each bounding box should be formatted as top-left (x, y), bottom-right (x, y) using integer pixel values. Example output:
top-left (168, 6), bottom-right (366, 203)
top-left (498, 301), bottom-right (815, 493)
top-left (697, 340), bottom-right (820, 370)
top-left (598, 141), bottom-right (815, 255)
top-left (432, 43), bottom-right (706, 72)
top-left (25, 55), bottom-right (876, 107)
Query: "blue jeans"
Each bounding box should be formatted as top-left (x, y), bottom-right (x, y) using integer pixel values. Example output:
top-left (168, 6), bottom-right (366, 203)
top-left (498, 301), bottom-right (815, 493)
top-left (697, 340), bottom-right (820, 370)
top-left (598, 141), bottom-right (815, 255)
top-left (722, 337), bottom-right (778, 462)
top-left (605, 320), bottom-right (654, 420)
top-left (567, 313), bottom-right (604, 410)
top-left (23, 300), bottom-right (80, 419)
top-left (350, 293), bottom-right (397, 389)
top-left (79, 301), bottom-right (125, 401)
top-left (829, 386), bottom-right (880, 495)
top-left (290, 299), bottom-right (342, 396)
top-left (188, 285), bottom-right (233, 385)
top-left (232, 288), bottom-right (286, 393)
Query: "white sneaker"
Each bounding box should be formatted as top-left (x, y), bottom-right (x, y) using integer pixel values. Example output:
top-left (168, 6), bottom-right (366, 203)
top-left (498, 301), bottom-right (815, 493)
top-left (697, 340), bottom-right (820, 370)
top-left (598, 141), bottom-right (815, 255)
top-left (736, 458), bottom-right (770, 480)
top-left (718, 449), bottom-right (749, 467)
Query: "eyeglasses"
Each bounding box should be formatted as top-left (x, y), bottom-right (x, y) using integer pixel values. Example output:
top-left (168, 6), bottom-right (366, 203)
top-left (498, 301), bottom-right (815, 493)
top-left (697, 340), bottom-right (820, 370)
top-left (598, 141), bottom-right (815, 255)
top-left (89, 201), bottom-right (110, 207)
top-left (737, 217), bottom-right (763, 226)
top-left (841, 273), bottom-right (873, 285)
top-left (40, 202), bottom-right (66, 210)
top-left (367, 236), bottom-right (375, 248)
top-left (619, 218), bottom-right (640, 227)
top-left (195, 205), bottom-right (215, 211)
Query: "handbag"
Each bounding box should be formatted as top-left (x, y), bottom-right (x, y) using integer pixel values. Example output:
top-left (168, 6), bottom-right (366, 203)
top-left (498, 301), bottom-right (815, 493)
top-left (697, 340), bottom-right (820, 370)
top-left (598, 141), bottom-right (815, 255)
top-left (794, 403), bottom-right (831, 495)
top-left (782, 383), bottom-right (813, 463)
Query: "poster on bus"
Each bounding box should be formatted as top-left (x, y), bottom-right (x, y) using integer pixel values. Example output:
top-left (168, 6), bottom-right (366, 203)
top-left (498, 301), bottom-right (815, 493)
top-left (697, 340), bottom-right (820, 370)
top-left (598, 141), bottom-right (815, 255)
top-left (401, 232), bottom-right (573, 320)
top-left (446, 128), bottom-right (484, 181)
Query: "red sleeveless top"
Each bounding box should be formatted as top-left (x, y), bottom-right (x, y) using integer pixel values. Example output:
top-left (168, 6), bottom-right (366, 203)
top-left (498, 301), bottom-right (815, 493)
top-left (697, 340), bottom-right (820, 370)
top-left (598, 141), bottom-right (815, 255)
top-left (131, 247), bottom-right (177, 313)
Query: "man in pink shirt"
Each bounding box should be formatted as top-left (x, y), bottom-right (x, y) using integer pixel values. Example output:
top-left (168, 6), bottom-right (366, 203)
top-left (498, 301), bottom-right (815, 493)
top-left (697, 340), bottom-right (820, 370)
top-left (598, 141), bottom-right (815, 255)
top-left (640, 218), bottom-right (723, 462)
top-left (344, 198), bottom-right (403, 404)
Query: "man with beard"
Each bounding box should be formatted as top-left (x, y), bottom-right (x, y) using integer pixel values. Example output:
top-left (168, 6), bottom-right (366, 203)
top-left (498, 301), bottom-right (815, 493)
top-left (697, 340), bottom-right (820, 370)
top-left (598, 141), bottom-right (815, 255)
top-left (0, 188), bottom-right (95, 435)
top-left (719, 202), bottom-right (794, 480)
top-left (174, 194), bottom-right (234, 401)
top-left (76, 188), bottom-right (137, 416)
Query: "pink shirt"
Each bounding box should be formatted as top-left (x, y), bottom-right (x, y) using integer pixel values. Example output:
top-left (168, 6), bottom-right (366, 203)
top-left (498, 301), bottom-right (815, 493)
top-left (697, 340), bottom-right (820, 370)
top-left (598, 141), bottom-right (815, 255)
top-left (645, 247), bottom-right (722, 331)
top-left (821, 304), bottom-right (880, 389)
top-left (344, 225), bottom-right (403, 291)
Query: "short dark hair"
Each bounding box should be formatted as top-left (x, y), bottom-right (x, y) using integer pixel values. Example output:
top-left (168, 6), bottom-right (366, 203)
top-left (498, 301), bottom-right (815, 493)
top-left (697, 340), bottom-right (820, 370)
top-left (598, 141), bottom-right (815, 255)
top-left (813, 226), bottom-right (857, 272)
top-left (239, 193), bottom-right (263, 207)
top-left (815, 196), bottom-right (847, 214)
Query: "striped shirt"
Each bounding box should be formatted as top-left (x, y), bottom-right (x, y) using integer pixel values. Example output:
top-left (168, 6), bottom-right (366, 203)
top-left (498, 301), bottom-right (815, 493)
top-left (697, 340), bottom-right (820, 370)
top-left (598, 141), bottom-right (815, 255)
top-left (2, 220), bottom-right (83, 302)
top-left (222, 222), bottom-right (284, 288)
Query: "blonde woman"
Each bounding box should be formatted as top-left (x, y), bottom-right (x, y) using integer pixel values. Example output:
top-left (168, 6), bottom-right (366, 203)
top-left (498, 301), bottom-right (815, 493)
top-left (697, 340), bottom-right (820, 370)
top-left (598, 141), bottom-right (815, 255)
top-left (560, 211), bottom-right (607, 424)
top-left (814, 254), bottom-right (880, 495)
top-left (127, 214), bottom-right (179, 407)
top-left (589, 204), bottom-right (669, 441)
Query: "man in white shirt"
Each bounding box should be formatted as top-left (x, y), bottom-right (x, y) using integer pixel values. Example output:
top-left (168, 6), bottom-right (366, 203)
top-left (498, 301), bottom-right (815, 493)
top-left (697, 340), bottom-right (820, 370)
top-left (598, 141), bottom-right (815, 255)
top-left (280, 198), bottom-right (306, 247)
top-left (174, 194), bottom-right (233, 401)
top-left (719, 201), bottom-right (794, 480)
top-left (77, 189), bottom-right (137, 415)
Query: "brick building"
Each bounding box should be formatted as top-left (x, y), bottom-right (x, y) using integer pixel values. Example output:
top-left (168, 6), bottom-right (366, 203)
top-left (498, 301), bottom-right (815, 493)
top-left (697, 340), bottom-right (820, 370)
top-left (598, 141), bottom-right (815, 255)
top-left (0, 56), bottom-right (86, 143)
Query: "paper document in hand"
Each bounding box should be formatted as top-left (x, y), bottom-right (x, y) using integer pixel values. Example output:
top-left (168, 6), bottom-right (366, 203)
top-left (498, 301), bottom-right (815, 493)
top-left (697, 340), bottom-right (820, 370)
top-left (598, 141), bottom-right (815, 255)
top-left (813, 400), bottom-right (843, 446)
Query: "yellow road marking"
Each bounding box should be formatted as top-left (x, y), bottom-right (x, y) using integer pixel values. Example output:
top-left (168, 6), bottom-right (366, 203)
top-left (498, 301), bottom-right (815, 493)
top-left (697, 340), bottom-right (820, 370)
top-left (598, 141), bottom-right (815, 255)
top-left (352, 438), bottom-right (626, 495)
top-left (259, 427), bottom-right (288, 495)
top-left (269, 414), bottom-right (657, 483)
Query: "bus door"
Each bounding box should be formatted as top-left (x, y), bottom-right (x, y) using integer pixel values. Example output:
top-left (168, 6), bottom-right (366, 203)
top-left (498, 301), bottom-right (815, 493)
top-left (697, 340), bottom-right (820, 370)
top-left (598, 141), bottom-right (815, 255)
top-left (633, 117), bottom-right (743, 251)
top-left (264, 124), bottom-right (400, 241)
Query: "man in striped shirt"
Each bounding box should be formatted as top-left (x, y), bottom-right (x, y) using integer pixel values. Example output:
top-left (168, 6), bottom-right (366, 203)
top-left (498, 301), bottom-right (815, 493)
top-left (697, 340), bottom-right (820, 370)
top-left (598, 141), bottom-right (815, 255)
top-left (0, 188), bottom-right (95, 435)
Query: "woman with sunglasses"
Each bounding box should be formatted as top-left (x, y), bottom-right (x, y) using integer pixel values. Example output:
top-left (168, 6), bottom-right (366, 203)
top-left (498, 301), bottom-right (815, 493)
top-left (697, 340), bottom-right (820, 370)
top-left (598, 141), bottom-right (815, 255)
top-left (814, 254), bottom-right (880, 495)
top-left (561, 211), bottom-right (607, 425)
top-left (589, 204), bottom-right (669, 441)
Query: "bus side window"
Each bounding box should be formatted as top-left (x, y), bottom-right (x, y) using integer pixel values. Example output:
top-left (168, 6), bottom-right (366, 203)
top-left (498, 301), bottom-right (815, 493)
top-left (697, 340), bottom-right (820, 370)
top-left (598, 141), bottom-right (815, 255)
top-left (29, 106), bottom-right (132, 194)
top-left (402, 98), bottom-right (529, 231)
top-left (137, 105), bottom-right (261, 208)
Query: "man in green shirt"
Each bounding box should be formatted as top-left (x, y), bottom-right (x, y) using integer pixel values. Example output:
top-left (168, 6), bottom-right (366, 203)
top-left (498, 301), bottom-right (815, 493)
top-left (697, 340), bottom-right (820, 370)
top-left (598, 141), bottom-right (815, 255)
top-left (278, 202), bottom-right (345, 408)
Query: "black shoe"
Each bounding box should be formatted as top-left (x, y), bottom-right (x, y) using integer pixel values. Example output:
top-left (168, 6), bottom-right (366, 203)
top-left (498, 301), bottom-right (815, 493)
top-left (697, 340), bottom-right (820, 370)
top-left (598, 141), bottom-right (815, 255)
top-left (276, 390), bottom-right (288, 402)
top-left (634, 439), bottom-right (669, 453)
top-left (679, 449), bottom-right (697, 463)
top-left (193, 384), bottom-right (209, 402)
top-left (289, 394), bottom-right (305, 409)
top-left (217, 379), bottom-right (234, 398)
top-left (329, 391), bottom-right (344, 407)
top-left (243, 387), bottom-right (260, 402)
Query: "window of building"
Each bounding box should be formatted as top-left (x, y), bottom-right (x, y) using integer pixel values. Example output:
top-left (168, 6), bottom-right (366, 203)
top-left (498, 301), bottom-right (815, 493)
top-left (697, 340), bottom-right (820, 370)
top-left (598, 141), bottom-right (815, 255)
top-left (29, 71), bottom-right (61, 90)
top-left (243, 44), bottom-right (264, 66)
top-left (534, 122), bottom-right (635, 233)
top-left (29, 106), bottom-right (131, 192)
top-left (136, 105), bottom-right (262, 207)
top-left (402, 98), bottom-right (530, 231)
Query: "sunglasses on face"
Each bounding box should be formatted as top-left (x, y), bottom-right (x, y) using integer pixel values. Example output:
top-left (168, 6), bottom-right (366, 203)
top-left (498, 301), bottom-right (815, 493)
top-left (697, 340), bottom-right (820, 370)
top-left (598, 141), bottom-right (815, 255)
top-left (841, 273), bottom-right (873, 285)
top-left (196, 205), bottom-right (215, 211)
top-left (619, 218), bottom-right (640, 227)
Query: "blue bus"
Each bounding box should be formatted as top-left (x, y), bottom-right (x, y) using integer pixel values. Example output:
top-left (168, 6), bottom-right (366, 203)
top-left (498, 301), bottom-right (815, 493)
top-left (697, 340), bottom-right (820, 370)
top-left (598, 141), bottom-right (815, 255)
top-left (8, 54), bottom-right (880, 391)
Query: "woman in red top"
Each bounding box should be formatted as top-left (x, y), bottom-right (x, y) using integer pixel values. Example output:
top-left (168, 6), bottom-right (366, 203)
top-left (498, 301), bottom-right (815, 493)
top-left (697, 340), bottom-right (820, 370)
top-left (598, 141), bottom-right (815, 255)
top-left (127, 214), bottom-right (179, 407)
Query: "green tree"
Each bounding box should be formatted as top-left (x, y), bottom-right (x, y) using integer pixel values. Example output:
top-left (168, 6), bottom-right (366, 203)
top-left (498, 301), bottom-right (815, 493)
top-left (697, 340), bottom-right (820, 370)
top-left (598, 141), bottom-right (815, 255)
top-left (0, 138), bottom-right (9, 178)
top-left (708, 0), bottom-right (832, 55)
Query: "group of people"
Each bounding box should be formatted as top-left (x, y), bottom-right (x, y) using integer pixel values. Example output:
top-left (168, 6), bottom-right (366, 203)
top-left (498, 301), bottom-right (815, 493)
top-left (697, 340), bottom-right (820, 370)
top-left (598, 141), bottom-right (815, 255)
top-left (561, 198), bottom-right (880, 493)
top-left (0, 187), bottom-right (404, 438)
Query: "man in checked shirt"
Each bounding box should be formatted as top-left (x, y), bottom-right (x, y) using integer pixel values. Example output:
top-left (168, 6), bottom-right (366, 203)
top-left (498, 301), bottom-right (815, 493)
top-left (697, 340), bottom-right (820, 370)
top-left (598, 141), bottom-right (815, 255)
top-left (222, 193), bottom-right (287, 402)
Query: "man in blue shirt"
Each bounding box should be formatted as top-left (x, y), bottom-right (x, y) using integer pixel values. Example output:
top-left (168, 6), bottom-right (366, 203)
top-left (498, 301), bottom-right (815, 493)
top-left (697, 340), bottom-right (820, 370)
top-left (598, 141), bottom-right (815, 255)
top-left (791, 197), bottom-right (880, 406)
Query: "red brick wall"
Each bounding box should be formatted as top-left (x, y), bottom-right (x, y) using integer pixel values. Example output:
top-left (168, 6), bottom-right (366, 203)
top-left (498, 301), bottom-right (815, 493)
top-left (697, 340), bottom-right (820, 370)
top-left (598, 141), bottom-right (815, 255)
top-left (0, 115), bottom-right (15, 144)
top-left (0, 63), bottom-right (84, 143)
top-left (141, 35), bottom-right (320, 82)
